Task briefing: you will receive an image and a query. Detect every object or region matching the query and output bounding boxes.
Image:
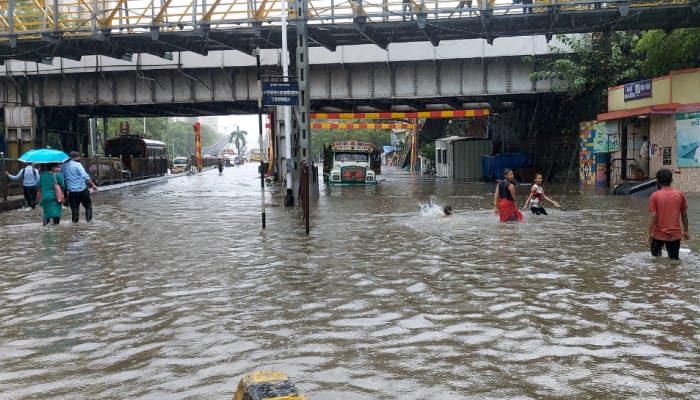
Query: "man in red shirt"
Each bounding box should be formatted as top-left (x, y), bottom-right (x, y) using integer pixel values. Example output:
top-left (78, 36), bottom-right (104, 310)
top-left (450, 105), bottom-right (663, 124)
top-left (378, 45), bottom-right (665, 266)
top-left (646, 168), bottom-right (690, 259)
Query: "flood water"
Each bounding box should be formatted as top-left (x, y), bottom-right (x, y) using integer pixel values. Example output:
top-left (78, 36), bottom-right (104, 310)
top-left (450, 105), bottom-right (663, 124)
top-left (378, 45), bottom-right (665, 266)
top-left (1, 163), bottom-right (699, 399)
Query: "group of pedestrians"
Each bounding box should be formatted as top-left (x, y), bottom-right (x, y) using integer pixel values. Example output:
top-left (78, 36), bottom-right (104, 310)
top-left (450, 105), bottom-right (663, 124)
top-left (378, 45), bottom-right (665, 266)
top-left (5, 151), bottom-right (98, 225)
top-left (493, 167), bottom-right (690, 260)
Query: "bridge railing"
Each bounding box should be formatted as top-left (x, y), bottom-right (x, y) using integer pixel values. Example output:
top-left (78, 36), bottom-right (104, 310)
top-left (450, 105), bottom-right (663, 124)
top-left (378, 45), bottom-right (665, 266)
top-left (0, 158), bottom-right (25, 200)
top-left (0, 0), bottom-right (691, 39)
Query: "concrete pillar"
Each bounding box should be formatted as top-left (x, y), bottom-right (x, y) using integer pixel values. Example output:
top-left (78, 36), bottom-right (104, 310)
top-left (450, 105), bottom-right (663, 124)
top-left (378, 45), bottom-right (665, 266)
top-left (4, 107), bottom-right (35, 158)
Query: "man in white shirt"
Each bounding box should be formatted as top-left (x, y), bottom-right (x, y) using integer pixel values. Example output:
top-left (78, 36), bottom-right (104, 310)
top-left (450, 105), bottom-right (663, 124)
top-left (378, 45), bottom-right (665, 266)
top-left (638, 136), bottom-right (649, 178)
top-left (6, 162), bottom-right (39, 209)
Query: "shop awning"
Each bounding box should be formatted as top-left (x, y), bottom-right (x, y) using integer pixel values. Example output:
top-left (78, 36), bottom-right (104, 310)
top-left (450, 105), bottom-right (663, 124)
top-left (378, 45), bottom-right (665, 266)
top-left (675, 103), bottom-right (700, 112)
top-left (596, 103), bottom-right (679, 121)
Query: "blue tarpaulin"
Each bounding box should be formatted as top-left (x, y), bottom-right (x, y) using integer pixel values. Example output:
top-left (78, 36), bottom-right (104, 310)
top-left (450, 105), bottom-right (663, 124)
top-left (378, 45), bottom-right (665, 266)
top-left (383, 146), bottom-right (395, 153)
top-left (481, 153), bottom-right (531, 180)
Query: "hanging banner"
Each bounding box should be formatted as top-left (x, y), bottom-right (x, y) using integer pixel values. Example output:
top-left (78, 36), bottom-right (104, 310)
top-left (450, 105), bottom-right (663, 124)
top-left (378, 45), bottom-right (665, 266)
top-left (593, 121), bottom-right (620, 153)
top-left (676, 110), bottom-right (700, 168)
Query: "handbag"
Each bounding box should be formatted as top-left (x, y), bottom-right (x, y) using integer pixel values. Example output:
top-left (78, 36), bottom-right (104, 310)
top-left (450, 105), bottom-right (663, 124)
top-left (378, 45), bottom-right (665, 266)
top-left (53, 173), bottom-right (65, 204)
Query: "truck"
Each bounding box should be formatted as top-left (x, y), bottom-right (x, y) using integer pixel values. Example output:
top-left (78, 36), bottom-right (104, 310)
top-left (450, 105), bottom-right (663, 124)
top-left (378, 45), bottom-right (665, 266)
top-left (323, 140), bottom-right (380, 185)
top-left (249, 148), bottom-right (262, 162)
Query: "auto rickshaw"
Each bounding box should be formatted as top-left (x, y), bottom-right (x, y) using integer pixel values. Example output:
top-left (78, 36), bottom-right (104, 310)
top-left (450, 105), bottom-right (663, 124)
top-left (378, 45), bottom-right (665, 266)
top-left (232, 370), bottom-right (305, 400)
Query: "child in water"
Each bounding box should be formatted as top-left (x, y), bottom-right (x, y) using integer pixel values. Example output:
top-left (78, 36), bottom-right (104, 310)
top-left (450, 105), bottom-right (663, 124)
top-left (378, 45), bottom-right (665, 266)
top-left (522, 173), bottom-right (560, 215)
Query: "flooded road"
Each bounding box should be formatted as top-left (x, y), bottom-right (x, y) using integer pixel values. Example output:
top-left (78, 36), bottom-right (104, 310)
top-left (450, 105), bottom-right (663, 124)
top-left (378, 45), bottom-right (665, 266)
top-left (1, 163), bottom-right (699, 399)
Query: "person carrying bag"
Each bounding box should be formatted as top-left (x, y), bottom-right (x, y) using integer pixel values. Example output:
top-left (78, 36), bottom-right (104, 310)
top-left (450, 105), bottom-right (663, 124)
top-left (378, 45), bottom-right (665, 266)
top-left (38, 163), bottom-right (66, 226)
top-left (53, 172), bottom-right (65, 204)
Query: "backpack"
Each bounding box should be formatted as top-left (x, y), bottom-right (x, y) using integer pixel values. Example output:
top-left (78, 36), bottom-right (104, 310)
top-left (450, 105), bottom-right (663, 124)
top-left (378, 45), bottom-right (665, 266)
top-left (21, 166), bottom-right (38, 182)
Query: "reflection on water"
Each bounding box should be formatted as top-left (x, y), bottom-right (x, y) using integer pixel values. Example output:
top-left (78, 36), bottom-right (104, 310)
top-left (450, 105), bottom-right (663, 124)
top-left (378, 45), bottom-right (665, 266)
top-left (1, 164), bottom-right (699, 399)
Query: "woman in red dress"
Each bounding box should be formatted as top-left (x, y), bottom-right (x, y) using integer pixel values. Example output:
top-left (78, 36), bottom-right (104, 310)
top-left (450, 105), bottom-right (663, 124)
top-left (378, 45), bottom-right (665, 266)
top-left (493, 168), bottom-right (523, 223)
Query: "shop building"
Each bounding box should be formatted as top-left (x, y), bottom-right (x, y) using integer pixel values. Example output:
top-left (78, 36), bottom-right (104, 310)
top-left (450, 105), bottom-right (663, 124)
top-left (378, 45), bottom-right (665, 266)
top-left (581, 68), bottom-right (700, 192)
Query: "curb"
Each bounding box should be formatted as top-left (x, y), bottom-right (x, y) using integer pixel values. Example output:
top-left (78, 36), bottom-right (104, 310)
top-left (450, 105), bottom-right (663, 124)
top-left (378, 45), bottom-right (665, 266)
top-left (0, 172), bottom-right (190, 213)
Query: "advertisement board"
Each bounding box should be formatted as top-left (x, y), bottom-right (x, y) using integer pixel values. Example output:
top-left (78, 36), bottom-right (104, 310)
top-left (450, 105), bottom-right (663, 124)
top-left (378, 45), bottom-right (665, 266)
top-left (593, 121), bottom-right (620, 153)
top-left (676, 111), bottom-right (700, 168)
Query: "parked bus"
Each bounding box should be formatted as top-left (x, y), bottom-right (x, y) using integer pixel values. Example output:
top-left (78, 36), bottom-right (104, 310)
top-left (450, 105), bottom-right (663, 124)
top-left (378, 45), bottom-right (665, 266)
top-left (104, 134), bottom-right (168, 179)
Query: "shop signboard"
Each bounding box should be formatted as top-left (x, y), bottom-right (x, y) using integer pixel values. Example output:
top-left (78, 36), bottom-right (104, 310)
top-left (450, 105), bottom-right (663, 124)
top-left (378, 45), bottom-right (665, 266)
top-left (623, 79), bottom-right (652, 101)
top-left (675, 110), bottom-right (700, 168)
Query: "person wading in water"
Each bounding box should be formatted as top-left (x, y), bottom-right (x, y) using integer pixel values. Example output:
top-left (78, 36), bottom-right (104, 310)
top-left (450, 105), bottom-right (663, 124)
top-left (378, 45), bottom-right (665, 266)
top-left (493, 168), bottom-right (523, 223)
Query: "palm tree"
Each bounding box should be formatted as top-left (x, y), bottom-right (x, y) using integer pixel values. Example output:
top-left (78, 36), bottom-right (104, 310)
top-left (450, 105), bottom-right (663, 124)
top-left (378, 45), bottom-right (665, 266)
top-left (228, 126), bottom-right (248, 155)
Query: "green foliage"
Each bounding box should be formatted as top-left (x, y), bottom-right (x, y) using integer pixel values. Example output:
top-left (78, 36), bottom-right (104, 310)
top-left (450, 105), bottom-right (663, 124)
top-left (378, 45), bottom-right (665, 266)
top-left (527, 33), bottom-right (640, 103)
top-left (635, 29), bottom-right (700, 77)
top-left (443, 119), bottom-right (469, 137)
top-left (101, 117), bottom-right (221, 157)
top-left (311, 124), bottom-right (394, 159)
top-left (419, 142), bottom-right (435, 161)
top-left (526, 29), bottom-right (700, 118)
top-left (228, 126), bottom-right (248, 155)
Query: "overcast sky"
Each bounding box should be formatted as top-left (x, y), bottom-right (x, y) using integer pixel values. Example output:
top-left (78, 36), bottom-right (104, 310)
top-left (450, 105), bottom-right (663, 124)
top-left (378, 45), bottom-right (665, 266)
top-left (199, 114), bottom-right (264, 149)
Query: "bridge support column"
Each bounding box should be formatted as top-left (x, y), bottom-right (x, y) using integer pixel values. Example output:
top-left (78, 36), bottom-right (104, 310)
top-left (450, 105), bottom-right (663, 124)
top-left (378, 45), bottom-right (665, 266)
top-left (294, 0), bottom-right (318, 234)
top-left (3, 107), bottom-right (35, 159)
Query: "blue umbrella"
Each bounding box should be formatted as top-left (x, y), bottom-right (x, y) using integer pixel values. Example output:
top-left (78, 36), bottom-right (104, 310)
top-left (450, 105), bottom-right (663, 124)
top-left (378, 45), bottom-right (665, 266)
top-left (18, 148), bottom-right (70, 164)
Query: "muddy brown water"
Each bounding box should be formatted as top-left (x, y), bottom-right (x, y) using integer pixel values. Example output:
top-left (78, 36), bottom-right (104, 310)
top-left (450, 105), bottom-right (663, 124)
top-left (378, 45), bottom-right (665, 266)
top-left (1, 164), bottom-right (698, 399)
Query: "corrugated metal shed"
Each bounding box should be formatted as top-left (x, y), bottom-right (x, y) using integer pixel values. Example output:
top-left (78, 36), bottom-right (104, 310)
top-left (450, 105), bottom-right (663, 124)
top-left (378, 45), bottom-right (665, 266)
top-left (435, 136), bottom-right (492, 180)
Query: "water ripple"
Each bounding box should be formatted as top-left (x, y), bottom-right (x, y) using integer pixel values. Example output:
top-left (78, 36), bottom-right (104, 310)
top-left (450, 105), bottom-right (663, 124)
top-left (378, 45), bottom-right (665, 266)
top-left (0, 165), bottom-right (699, 399)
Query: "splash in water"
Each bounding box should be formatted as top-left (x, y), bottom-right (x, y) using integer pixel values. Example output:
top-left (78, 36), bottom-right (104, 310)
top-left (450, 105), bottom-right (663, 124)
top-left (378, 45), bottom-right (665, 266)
top-left (419, 197), bottom-right (450, 217)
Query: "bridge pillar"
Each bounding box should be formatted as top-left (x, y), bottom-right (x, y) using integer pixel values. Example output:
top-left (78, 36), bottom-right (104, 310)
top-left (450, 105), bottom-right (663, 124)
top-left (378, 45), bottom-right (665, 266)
top-left (294, 0), bottom-right (318, 233)
top-left (35, 109), bottom-right (91, 157)
top-left (3, 107), bottom-right (35, 158)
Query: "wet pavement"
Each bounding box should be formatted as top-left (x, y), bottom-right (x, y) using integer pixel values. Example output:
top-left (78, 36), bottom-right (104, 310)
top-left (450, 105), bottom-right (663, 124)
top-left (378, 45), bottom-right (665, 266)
top-left (0, 163), bottom-right (699, 399)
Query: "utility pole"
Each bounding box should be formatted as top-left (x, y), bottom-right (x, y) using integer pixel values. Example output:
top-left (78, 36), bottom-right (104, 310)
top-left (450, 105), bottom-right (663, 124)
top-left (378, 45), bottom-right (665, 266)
top-left (255, 47), bottom-right (266, 229)
top-left (296, 0), bottom-right (315, 233)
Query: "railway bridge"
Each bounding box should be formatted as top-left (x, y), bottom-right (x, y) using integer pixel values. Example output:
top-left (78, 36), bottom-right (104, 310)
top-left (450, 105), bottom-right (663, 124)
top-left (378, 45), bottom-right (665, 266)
top-left (0, 0), bottom-right (698, 210)
top-left (0, 0), bottom-right (697, 117)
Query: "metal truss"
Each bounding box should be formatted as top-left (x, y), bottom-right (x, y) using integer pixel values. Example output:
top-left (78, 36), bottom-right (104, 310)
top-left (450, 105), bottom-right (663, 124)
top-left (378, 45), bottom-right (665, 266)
top-left (0, 0), bottom-right (695, 37)
top-left (0, 0), bottom-right (697, 62)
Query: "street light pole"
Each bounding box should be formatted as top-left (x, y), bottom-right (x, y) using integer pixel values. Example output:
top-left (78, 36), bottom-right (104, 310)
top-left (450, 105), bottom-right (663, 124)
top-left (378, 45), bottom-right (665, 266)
top-left (255, 47), bottom-right (266, 229)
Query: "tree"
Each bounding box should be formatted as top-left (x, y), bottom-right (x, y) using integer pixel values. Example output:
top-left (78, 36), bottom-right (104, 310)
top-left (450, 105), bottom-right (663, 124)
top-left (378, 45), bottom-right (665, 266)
top-left (525, 29), bottom-right (700, 120)
top-left (635, 28), bottom-right (700, 77)
top-left (228, 126), bottom-right (248, 155)
top-left (101, 117), bottom-right (223, 157)
top-left (526, 32), bottom-right (640, 117)
top-left (419, 142), bottom-right (435, 163)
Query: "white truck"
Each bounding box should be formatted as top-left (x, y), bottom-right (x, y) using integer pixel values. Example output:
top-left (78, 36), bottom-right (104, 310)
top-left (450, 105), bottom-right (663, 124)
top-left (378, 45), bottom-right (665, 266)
top-left (323, 140), bottom-right (378, 185)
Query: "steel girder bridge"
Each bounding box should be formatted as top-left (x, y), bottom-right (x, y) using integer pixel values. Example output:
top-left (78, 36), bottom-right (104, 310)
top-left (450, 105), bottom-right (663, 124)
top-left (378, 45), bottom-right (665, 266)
top-left (0, 0), bottom-right (698, 63)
